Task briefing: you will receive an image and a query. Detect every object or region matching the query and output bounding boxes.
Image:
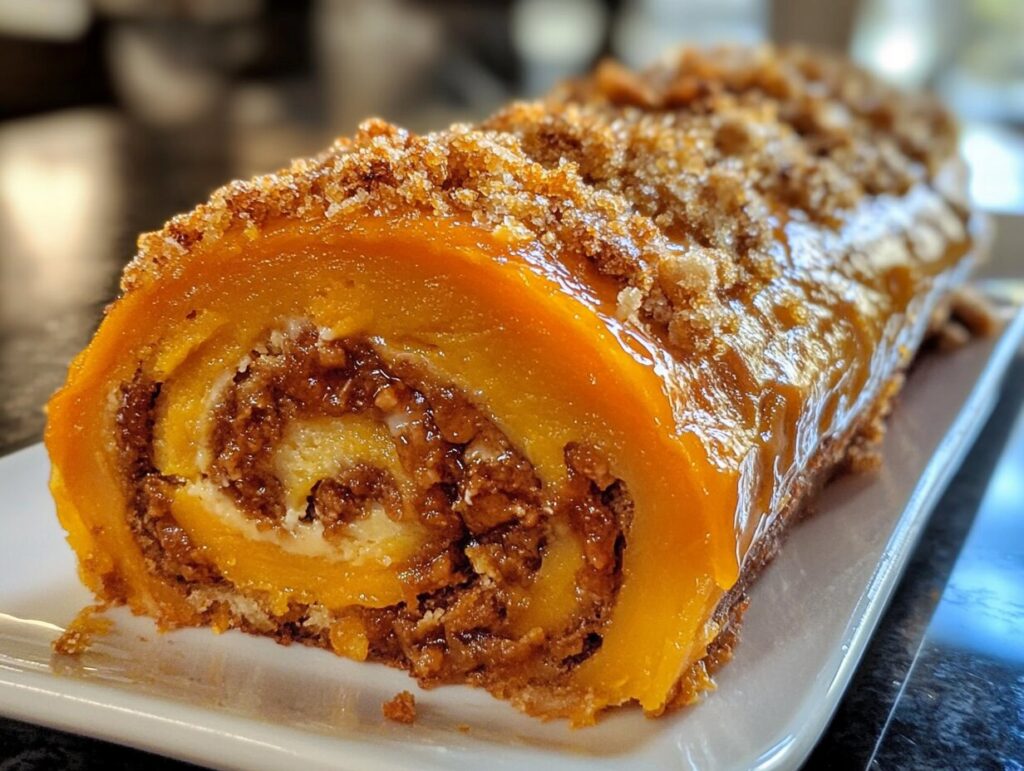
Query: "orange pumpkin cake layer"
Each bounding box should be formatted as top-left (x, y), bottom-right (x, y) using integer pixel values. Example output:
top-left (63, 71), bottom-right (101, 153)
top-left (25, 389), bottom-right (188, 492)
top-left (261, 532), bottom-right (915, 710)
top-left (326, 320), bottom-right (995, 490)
top-left (46, 45), bottom-right (977, 724)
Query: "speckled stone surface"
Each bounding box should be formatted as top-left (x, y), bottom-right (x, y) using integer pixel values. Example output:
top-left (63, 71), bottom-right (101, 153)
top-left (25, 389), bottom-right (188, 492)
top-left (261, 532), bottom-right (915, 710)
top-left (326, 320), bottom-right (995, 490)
top-left (806, 354), bottom-right (1024, 770)
top-left (0, 717), bottom-right (198, 771)
top-left (872, 648), bottom-right (1024, 770)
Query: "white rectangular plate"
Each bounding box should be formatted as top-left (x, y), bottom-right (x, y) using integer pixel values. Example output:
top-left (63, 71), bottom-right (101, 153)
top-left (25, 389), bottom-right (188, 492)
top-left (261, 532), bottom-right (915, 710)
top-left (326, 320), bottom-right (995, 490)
top-left (2, 300), bottom-right (1023, 771)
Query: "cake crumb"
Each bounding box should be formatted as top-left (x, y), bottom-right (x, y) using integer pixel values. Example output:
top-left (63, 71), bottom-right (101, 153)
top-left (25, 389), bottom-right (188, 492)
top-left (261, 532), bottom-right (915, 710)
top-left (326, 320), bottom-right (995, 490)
top-left (383, 690), bottom-right (417, 724)
top-left (933, 319), bottom-right (971, 352)
top-left (840, 374), bottom-right (904, 474)
top-left (52, 605), bottom-right (112, 656)
top-left (949, 286), bottom-right (1000, 337)
top-left (927, 285), bottom-right (1000, 350)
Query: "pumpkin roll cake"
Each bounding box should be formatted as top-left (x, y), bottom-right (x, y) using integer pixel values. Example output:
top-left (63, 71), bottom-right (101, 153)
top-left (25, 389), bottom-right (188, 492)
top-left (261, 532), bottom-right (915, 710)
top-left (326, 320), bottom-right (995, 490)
top-left (46, 45), bottom-right (981, 724)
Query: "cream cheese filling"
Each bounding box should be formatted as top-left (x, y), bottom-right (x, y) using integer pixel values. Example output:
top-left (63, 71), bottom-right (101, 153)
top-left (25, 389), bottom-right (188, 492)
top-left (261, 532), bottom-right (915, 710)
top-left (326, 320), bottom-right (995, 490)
top-left (184, 479), bottom-right (421, 567)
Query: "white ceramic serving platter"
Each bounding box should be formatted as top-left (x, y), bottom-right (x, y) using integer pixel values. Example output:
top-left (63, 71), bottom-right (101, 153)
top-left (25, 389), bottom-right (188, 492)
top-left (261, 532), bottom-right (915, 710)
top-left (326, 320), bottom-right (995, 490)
top-left (2, 300), bottom-right (1023, 771)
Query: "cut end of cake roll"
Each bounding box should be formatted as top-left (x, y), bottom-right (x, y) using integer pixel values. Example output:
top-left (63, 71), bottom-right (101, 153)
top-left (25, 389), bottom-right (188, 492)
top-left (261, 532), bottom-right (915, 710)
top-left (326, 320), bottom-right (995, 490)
top-left (46, 44), bottom-right (979, 724)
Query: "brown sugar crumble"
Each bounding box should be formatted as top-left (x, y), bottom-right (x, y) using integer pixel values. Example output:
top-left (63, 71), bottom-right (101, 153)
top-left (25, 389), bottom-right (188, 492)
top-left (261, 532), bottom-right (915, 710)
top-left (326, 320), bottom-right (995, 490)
top-left (122, 45), bottom-right (962, 357)
top-left (383, 690), bottom-right (417, 724)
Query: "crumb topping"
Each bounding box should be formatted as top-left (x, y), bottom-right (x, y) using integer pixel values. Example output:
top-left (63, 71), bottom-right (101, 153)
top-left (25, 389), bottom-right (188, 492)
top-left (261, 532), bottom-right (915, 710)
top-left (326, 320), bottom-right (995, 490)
top-left (122, 45), bottom-right (962, 355)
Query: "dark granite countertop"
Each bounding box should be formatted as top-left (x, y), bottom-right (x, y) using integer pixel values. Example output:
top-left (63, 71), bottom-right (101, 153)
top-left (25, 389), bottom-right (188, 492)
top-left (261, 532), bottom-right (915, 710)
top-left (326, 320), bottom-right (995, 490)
top-left (1, 107), bottom-right (1022, 771)
top-left (806, 353), bottom-right (1024, 769)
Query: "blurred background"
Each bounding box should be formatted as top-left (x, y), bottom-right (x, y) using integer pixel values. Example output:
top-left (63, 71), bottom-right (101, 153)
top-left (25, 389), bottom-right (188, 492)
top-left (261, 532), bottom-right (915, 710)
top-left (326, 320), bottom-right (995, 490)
top-left (1, 0), bottom-right (1023, 451)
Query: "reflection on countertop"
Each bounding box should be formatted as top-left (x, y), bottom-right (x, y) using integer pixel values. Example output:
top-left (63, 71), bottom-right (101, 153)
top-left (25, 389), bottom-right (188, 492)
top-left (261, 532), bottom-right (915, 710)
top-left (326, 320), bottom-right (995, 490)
top-left (808, 353), bottom-right (1024, 769)
top-left (931, 407), bottom-right (1024, 666)
top-left (867, 370), bottom-right (1024, 768)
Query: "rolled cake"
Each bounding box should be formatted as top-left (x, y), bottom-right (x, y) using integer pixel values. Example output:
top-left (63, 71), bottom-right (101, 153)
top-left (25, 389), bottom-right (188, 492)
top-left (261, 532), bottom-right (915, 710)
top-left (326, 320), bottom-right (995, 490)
top-left (46, 46), bottom-right (977, 724)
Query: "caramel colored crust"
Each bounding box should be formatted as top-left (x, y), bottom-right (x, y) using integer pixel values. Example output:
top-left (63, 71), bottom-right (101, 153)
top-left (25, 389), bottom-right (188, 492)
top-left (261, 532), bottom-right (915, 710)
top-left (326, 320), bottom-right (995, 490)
top-left (663, 369), bottom-right (904, 713)
top-left (663, 283), bottom-right (999, 714)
